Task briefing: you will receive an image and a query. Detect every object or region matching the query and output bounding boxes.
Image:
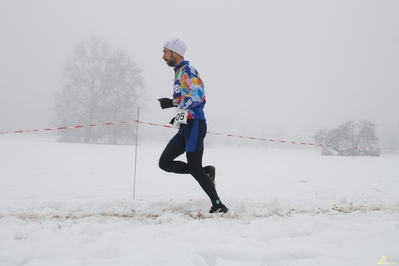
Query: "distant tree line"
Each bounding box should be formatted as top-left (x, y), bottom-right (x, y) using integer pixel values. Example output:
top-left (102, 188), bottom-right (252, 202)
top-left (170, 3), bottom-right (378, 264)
top-left (314, 120), bottom-right (380, 156)
top-left (53, 37), bottom-right (145, 144)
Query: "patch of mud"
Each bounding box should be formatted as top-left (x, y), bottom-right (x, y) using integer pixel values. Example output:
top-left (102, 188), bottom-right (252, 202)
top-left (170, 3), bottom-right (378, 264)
top-left (1, 202), bottom-right (398, 224)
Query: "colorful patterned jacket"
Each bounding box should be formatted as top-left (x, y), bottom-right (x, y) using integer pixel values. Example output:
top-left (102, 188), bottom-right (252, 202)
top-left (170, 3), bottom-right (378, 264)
top-left (173, 61), bottom-right (206, 120)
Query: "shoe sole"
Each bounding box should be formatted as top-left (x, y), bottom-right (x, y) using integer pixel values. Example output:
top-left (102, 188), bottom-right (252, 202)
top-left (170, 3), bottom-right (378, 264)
top-left (206, 166), bottom-right (216, 186)
top-left (209, 207), bottom-right (228, 214)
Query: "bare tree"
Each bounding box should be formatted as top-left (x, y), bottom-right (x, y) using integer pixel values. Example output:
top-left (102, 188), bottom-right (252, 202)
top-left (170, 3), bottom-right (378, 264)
top-left (100, 49), bottom-right (145, 144)
top-left (53, 37), bottom-right (145, 144)
top-left (314, 127), bottom-right (342, 155)
top-left (314, 120), bottom-right (379, 156)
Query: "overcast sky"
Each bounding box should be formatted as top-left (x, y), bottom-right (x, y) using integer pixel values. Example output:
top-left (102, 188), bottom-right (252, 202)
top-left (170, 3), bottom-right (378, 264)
top-left (1, 1), bottom-right (398, 147)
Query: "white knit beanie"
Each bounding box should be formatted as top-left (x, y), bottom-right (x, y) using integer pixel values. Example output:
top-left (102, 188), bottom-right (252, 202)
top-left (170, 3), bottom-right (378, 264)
top-left (164, 38), bottom-right (186, 57)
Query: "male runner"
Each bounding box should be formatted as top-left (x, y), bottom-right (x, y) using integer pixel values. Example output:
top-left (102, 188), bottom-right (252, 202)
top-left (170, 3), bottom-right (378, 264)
top-left (158, 38), bottom-right (228, 213)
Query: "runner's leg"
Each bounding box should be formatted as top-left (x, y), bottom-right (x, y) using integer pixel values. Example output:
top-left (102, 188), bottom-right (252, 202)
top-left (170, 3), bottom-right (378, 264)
top-left (186, 151), bottom-right (221, 205)
top-left (159, 134), bottom-right (188, 174)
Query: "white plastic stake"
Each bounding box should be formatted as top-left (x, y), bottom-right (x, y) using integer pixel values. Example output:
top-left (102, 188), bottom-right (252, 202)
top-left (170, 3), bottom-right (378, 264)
top-left (133, 108), bottom-right (139, 200)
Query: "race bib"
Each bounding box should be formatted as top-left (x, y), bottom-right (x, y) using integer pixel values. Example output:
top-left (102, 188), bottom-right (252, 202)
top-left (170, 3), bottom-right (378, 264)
top-left (174, 109), bottom-right (188, 127)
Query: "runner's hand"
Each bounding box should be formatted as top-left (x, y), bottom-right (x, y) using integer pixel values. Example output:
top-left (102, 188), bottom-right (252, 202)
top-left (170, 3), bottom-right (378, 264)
top-left (158, 98), bottom-right (174, 109)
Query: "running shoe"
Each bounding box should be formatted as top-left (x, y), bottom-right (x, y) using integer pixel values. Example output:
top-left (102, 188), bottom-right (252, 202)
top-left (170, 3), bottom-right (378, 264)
top-left (204, 165), bottom-right (216, 185)
top-left (209, 203), bottom-right (228, 213)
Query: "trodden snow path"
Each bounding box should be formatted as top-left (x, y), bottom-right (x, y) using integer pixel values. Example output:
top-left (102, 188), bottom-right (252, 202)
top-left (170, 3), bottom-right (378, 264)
top-left (0, 136), bottom-right (398, 266)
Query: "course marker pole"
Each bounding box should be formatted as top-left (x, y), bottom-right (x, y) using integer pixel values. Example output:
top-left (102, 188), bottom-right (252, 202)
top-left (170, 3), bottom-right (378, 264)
top-left (133, 108), bottom-right (139, 200)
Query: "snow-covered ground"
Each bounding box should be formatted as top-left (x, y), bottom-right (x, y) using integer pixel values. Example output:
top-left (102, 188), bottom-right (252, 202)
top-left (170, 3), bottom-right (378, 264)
top-left (1, 134), bottom-right (398, 266)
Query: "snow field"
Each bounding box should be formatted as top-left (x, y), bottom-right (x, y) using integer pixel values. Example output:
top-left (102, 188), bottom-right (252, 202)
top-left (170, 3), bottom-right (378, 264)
top-left (0, 135), bottom-right (398, 265)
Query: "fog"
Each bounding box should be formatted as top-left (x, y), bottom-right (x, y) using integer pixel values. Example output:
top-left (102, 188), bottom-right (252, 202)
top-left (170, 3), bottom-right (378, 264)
top-left (1, 1), bottom-right (398, 148)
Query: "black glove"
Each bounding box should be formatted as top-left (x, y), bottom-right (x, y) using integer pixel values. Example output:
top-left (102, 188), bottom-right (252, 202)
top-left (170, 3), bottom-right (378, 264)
top-left (158, 98), bottom-right (174, 109)
top-left (169, 117), bottom-right (175, 125)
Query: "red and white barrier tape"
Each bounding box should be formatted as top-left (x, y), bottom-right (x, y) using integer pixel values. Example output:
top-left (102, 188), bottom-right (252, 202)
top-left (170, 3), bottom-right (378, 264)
top-left (0, 120), bottom-right (396, 150)
top-left (0, 121), bottom-right (131, 135)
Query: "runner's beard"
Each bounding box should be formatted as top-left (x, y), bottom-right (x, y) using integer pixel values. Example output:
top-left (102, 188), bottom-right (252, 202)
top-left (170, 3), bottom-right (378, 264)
top-left (166, 57), bottom-right (176, 67)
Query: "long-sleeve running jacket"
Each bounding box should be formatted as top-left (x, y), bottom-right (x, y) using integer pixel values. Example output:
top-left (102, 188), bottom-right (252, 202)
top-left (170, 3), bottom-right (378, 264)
top-left (173, 61), bottom-right (206, 120)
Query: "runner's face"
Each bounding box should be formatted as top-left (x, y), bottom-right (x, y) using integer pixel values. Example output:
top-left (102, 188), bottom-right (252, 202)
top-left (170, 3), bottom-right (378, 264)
top-left (162, 48), bottom-right (177, 67)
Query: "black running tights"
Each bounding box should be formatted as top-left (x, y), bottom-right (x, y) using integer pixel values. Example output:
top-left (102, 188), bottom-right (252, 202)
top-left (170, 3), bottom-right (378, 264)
top-left (159, 144), bottom-right (220, 205)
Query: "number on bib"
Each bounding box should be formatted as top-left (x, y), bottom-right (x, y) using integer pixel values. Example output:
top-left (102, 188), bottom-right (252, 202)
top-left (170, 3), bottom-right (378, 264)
top-left (174, 109), bottom-right (188, 126)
